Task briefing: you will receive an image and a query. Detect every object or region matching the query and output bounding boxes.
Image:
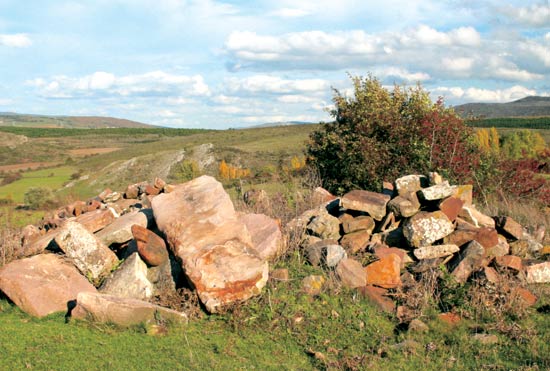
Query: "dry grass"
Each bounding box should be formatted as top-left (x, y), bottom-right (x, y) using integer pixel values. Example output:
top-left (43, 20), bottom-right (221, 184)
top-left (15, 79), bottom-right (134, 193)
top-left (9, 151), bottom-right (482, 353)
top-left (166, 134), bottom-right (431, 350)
top-left (0, 227), bottom-right (23, 267)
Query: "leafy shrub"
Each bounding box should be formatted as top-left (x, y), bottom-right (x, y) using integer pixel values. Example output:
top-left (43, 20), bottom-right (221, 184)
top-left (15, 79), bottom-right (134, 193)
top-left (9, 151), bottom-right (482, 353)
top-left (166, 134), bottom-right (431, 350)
top-left (23, 187), bottom-right (57, 210)
top-left (169, 159), bottom-right (201, 183)
top-left (307, 75), bottom-right (479, 194)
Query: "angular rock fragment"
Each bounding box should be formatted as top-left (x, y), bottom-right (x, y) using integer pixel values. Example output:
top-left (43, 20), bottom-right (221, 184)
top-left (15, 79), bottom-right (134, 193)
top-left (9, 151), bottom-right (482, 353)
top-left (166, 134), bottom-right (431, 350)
top-left (72, 292), bottom-right (187, 326)
top-left (100, 253), bottom-right (153, 300)
top-left (525, 261), bottom-right (550, 283)
top-left (302, 275), bottom-right (325, 295)
top-left (438, 196), bottom-right (464, 221)
top-left (132, 224), bottom-right (169, 267)
top-left (494, 217), bottom-right (523, 240)
top-left (0, 254), bottom-right (96, 317)
top-left (340, 190), bottom-right (390, 221)
top-left (359, 285), bottom-right (396, 313)
top-left (494, 255), bottom-right (523, 271)
top-left (95, 210), bottom-right (148, 247)
top-left (394, 175), bottom-right (427, 196)
top-left (240, 213), bottom-right (284, 261)
top-left (449, 240), bottom-right (486, 283)
top-left (413, 244), bottom-right (459, 260)
top-left (75, 208), bottom-right (117, 233)
top-left (417, 181), bottom-right (455, 201)
top-left (307, 212), bottom-right (340, 240)
top-left (403, 211), bottom-right (454, 247)
top-left (340, 214), bottom-right (375, 234)
top-left (365, 253), bottom-right (402, 289)
top-left (152, 176), bottom-right (268, 313)
top-left (340, 230), bottom-right (372, 254)
top-left (55, 220), bottom-right (119, 282)
top-left (387, 195), bottom-right (420, 218)
top-left (336, 258), bottom-right (366, 288)
top-left (459, 206), bottom-right (495, 228)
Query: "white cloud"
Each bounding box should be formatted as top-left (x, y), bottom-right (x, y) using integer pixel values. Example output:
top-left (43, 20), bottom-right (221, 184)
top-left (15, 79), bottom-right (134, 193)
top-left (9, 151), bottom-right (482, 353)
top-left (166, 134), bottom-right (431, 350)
top-left (270, 7), bottom-right (310, 18)
top-left (435, 85), bottom-right (539, 103)
top-left (224, 75), bottom-right (329, 95)
top-left (442, 57), bottom-right (474, 72)
top-left (0, 98), bottom-right (14, 106)
top-left (400, 25), bottom-right (480, 46)
top-left (27, 71), bottom-right (211, 98)
top-left (492, 67), bottom-right (543, 81)
top-left (0, 33), bottom-right (32, 47)
top-left (377, 67), bottom-right (431, 82)
top-left (277, 95), bottom-right (319, 103)
top-left (502, 4), bottom-right (550, 27)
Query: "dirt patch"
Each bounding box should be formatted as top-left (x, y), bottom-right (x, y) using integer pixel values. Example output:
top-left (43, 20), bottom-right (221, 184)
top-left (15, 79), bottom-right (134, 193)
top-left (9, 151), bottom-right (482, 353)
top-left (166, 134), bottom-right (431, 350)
top-left (0, 162), bottom-right (58, 172)
top-left (67, 147), bottom-right (120, 156)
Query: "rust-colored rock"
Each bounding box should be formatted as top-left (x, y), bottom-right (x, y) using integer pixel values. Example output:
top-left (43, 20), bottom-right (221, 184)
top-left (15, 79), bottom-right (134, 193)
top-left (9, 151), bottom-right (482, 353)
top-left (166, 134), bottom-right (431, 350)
top-left (449, 240), bottom-right (486, 283)
top-left (340, 190), bottom-right (390, 221)
top-left (336, 258), bottom-right (366, 288)
top-left (474, 227), bottom-right (499, 249)
top-left (86, 199), bottom-right (102, 212)
top-left (75, 208), bottom-right (117, 233)
top-left (512, 287), bottom-right (537, 307)
top-left (365, 253), bottom-right (402, 289)
top-left (0, 254), bottom-right (96, 317)
top-left (153, 177), bottom-right (166, 191)
top-left (494, 216), bottom-right (523, 240)
top-left (438, 312), bottom-right (461, 326)
top-left (438, 196), bottom-right (464, 221)
top-left (144, 184), bottom-right (160, 196)
top-left (494, 255), bottom-right (523, 271)
top-left (124, 183), bottom-right (140, 199)
top-left (131, 224), bottom-right (169, 267)
top-left (372, 246), bottom-right (408, 268)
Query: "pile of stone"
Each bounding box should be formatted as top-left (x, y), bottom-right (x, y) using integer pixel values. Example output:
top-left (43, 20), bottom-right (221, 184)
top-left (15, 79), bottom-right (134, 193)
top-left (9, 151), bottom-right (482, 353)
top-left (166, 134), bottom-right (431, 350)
top-left (0, 176), bottom-right (283, 325)
top-left (295, 173), bottom-right (549, 314)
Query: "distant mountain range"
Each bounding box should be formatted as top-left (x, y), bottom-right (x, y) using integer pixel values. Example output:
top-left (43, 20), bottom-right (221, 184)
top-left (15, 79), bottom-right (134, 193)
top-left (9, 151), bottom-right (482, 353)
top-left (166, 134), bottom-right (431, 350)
top-left (0, 113), bottom-right (153, 129)
top-left (454, 96), bottom-right (550, 118)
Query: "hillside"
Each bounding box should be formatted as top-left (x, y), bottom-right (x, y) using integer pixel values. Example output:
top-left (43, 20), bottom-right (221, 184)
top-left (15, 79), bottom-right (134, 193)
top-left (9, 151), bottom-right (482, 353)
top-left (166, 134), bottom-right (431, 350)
top-left (0, 113), bottom-right (154, 129)
top-left (454, 96), bottom-right (550, 118)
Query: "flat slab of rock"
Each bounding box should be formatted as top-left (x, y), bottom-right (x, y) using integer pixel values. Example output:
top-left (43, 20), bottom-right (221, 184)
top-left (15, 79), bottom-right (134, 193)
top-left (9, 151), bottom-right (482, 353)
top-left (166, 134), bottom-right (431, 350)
top-left (22, 229), bottom-right (60, 257)
top-left (340, 190), bottom-right (390, 221)
top-left (132, 224), bottom-right (169, 266)
top-left (152, 176), bottom-right (267, 312)
top-left (240, 213), bottom-right (284, 261)
top-left (365, 253), bottom-right (402, 288)
top-left (336, 258), bottom-right (366, 288)
top-left (494, 217), bottom-right (523, 240)
top-left (75, 208), bottom-right (117, 233)
top-left (100, 253), bottom-right (153, 300)
top-left (459, 206), bottom-right (495, 228)
top-left (340, 230), bottom-right (371, 254)
top-left (449, 240), bottom-right (486, 283)
top-left (413, 244), bottom-right (459, 260)
top-left (95, 210), bottom-right (148, 246)
top-left (55, 220), bottom-right (119, 283)
top-left (0, 254), bottom-right (96, 317)
top-left (340, 214), bottom-right (375, 234)
top-left (71, 292), bottom-right (187, 326)
top-left (403, 211), bottom-right (454, 247)
top-left (417, 181), bottom-right (455, 201)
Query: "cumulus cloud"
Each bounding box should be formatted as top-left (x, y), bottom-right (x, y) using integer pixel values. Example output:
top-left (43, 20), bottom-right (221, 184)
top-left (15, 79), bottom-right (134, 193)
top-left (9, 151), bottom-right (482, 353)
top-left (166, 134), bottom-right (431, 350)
top-left (501, 3), bottom-right (550, 27)
top-left (27, 71), bottom-right (210, 99)
top-left (434, 85), bottom-right (539, 103)
top-left (0, 33), bottom-right (32, 47)
top-left (224, 75), bottom-right (329, 95)
top-left (270, 7), bottom-right (311, 18)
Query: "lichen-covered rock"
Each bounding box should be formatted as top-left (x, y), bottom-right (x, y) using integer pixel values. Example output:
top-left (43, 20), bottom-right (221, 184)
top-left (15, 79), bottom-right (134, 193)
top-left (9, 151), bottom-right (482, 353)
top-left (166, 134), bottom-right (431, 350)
top-left (525, 261), bottom-right (550, 283)
top-left (100, 253), bottom-right (153, 300)
top-left (55, 220), bottom-right (119, 283)
top-left (417, 181), bottom-right (455, 201)
top-left (340, 190), bottom-right (390, 221)
top-left (307, 212), bottom-right (341, 240)
top-left (0, 254), bottom-right (96, 317)
top-left (395, 175), bottom-right (427, 196)
top-left (403, 211), bottom-right (454, 247)
top-left (413, 244), bottom-right (459, 260)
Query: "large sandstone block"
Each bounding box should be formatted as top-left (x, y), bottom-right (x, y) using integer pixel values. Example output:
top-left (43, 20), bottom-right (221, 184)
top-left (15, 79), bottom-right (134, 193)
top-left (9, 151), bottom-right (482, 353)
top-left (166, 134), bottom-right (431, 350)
top-left (340, 190), bottom-right (390, 221)
top-left (95, 210), bottom-right (148, 246)
top-left (0, 254), bottom-right (96, 317)
top-left (72, 292), bottom-right (187, 326)
top-left (55, 220), bottom-right (119, 283)
top-left (403, 211), bottom-right (454, 247)
top-left (151, 176), bottom-right (267, 312)
top-left (75, 208), bottom-right (118, 233)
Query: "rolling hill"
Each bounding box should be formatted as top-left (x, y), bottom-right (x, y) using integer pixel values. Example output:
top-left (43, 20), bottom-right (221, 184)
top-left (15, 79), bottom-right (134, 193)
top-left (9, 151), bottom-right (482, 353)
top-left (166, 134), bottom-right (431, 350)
top-left (0, 113), bottom-right (154, 129)
top-left (454, 96), bottom-right (550, 118)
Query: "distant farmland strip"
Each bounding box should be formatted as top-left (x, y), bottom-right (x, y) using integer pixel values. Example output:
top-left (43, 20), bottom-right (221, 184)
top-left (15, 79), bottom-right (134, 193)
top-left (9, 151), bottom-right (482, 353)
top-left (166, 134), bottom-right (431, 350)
top-left (467, 117), bottom-right (550, 129)
top-left (0, 127), bottom-right (213, 138)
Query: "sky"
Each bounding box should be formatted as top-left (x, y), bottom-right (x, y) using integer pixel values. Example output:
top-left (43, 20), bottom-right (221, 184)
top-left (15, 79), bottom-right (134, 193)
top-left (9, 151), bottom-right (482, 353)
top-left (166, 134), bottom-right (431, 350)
top-left (0, 0), bottom-right (549, 128)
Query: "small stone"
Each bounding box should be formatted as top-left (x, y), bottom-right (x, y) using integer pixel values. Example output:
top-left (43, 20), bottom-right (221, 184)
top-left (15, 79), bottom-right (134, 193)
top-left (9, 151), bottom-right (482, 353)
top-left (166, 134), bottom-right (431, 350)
top-left (132, 225), bottom-right (169, 267)
top-left (326, 244), bottom-right (347, 267)
top-left (340, 190), bottom-right (390, 221)
top-left (372, 246), bottom-right (408, 268)
top-left (365, 253), bottom-right (402, 289)
top-left (485, 234), bottom-right (510, 259)
top-left (438, 312), bottom-right (461, 325)
top-left (395, 175), bottom-right (427, 196)
top-left (240, 213), bottom-right (284, 261)
top-left (302, 275), bottom-right (325, 295)
top-left (307, 212), bottom-right (341, 240)
top-left (86, 199), bottom-right (102, 212)
top-left (387, 195), bottom-right (420, 218)
top-left (336, 258), bottom-right (366, 288)
top-left (270, 268), bottom-right (290, 282)
top-left (75, 208), bottom-right (117, 233)
top-left (494, 255), bottom-right (523, 271)
top-left (408, 319), bottom-right (429, 334)
top-left (449, 240), bottom-right (486, 283)
top-left (103, 192), bottom-right (121, 203)
top-left (153, 177), bottom-right (166, 191)
top-left (413, 244), bottom-right (459, 260)
top-left (459, 206), bottom-right (495, 228)
top-left (340, 230), bottom-right (372, 254)
top-left (311, 187), bottom-right (337, 206)
top-left (494, 217), bottom-right (524, 240)
top-left (480, 266), bottom-right (501, 284)
top-left (417, 181), bottom-right (455, 201)
top-left (525, 261), bottom-right (550, 283)
top-left (438, 196), bottom-right (464, 222)
top-left (124, 183), bottom-right (140, 199)
top-left (340, 215), bottom-right (375, 234)
top-left (144, 184), bottom-right (160, 196)
top-left (403, 211), bottom-right (454, 247)
top-left (512, 287), bottom-right (537, 306)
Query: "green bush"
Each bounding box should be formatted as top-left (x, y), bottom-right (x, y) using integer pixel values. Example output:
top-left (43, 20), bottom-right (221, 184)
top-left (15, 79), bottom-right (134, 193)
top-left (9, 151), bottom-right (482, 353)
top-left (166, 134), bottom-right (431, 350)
top-left (307, 75), bottom-right (479, 194)
top-left (23, 187), bottom-right (57, 210)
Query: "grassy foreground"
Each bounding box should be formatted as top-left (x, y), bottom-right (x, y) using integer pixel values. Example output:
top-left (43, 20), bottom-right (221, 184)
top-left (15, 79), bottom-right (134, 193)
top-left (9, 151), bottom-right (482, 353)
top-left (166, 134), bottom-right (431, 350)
top-left (1, 249), bottom-right (549, 371)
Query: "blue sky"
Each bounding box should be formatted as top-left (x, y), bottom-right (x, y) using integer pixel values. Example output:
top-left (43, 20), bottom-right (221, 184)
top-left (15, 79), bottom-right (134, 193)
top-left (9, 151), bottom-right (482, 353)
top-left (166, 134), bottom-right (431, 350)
top-left (0, 0), bottom-right (549, 128)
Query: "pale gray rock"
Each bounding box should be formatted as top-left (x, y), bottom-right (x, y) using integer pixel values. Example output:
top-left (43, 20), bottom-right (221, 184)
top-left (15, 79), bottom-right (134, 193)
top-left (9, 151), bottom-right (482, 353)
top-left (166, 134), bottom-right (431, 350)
top-left (100, 253), bottom-right (153, 300)
top-left (403, 211), bottom-right (454, 247)
top-left (413, 244), bottom-right (460, 260)
top-left (95, 210), bottom-right (148, 246)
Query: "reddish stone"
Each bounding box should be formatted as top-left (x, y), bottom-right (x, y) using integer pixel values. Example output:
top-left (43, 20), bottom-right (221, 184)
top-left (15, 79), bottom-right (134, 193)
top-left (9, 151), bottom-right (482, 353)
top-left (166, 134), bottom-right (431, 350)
top-left (453, 184), bottom-right (473, 206)
top-left (438, 312), bottom-right (461, 326)
top-left (444, 229), bottom-right (478, 247)
top-left (359, 285), bottom-right (396, 313)
top-left (494, 217), bottom-right (523, 240)
top-left (373, 246), bottom-right (408, 269)
top-left (438, 196), bottom-right (464, 221)
top-left (365, 253), bottom-right (402, 289)
top-left (144, 184), bottom-right (160, 196)
top-left (98, 188), bottom-right (113, 201)
top-left (311, 187), bottom-right (336, 206)
top-left (340, 230), bottom-right (371, 254)
top-left (153, 177), bottom-right (166, 191)
top-left (481, 266), bottom-right (501, 284)
top-left (512, 287), bottom-right (537, 307)
top-left (124, 183), bottom-right (140, 199)
top-left (86, 199), bottom-right (102, 212)
top-left (495, 255), bottom-right (523, 271)
top-left (449, 240), bottom-right (486, 283)
top-left (474, 227), bottom-right (499, 249)
top-left (75, 208), bottom-right (117, 233)
top-left (131, 225), bottom-right (169, 267)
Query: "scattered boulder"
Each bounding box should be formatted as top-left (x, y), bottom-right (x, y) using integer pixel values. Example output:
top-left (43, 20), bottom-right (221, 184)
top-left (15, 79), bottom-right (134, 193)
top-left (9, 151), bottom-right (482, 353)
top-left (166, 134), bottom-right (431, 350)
top-left (395, 175), bottom-right (427, 196)
top-left (0, 254), bottom-right (96, 317)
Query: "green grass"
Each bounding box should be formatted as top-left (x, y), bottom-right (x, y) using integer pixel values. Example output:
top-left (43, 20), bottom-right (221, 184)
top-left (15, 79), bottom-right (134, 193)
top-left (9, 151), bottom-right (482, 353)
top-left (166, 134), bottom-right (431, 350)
top-left (0, 166), bottom-right (75, 203)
